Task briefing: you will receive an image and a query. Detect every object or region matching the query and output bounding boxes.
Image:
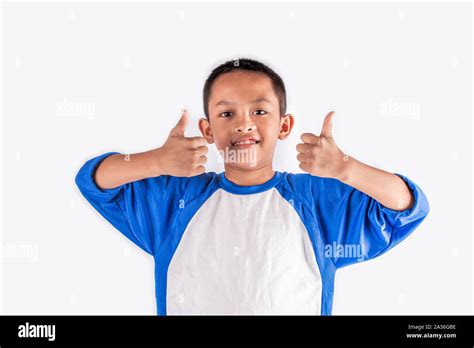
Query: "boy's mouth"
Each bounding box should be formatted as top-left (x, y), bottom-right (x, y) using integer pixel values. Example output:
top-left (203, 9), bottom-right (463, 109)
top-left (231, 137), bottom-right (261, 148)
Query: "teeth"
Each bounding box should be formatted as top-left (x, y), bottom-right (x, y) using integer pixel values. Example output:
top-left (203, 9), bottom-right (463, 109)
top-left (234, 140), bottom-right (257, 145)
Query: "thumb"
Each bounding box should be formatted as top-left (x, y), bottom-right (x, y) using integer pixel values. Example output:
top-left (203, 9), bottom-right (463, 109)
top-left (169, 109), bottom-right (189, 137)
top-left (320, 111), bottom-right (335, 138)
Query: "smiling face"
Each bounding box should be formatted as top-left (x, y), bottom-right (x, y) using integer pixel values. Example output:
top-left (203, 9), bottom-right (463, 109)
top-left (199, 70), bottom-right (294, 172)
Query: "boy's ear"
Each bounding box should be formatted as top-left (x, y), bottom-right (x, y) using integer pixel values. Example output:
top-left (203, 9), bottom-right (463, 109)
top-left (198, 117), bottom-right (215, 144)
top-left (278, 114), bottom-right (294, 140)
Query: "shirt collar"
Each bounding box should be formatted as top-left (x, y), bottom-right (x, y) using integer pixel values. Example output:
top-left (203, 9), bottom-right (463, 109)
top-left (217, 171), bottom-right (283, 195)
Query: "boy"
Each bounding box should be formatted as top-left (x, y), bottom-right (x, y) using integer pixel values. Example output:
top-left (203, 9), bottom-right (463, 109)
top-left (75, 58), bottom-right (430, 315)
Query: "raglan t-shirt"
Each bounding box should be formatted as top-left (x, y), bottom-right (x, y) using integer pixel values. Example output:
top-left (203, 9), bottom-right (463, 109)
top-left (75, 152), bottom-right (430, 315)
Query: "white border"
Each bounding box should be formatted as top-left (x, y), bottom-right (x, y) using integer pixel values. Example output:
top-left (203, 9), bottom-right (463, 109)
top-left (471, 0), bottom-right (473, 316)
top-left (0, 0), bottom-right (4, 315)
top-left (0, 0), bottom-right (472, 316)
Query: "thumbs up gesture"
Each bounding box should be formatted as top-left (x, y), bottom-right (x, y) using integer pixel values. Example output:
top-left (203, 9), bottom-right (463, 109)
top-left (156, 109), bottom-right (208, 177)
top-left (296, 111), bottom-right (349, 180)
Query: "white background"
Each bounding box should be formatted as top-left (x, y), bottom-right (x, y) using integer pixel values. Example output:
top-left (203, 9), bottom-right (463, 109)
top-left (1, 1), bottom-right (472, 314)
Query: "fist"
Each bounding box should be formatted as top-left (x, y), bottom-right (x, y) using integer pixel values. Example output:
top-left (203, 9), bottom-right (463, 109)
top-left (296, 111), bottom-right (349, 180)
top-left (155, 109), bottom-right (208, 177)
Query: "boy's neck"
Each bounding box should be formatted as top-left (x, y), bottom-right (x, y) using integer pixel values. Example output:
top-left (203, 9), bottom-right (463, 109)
top-left (223, 164), bottom-right (275, 187)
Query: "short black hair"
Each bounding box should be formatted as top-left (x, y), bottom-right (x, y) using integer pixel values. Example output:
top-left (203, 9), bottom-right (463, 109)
top-left (203, 57), bottom-right (287, 119)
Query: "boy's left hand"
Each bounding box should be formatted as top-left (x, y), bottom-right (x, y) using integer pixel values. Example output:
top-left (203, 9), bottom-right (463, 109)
top-left (296, 111), bottom-right (349, 180)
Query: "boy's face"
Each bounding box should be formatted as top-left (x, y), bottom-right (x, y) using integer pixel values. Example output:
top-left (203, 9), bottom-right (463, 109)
top-left (199, 70), bottom-right (294, 171)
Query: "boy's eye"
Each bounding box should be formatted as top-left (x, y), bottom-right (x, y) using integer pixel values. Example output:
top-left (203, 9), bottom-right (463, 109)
top-left (218, 110), bottom-right (267, 118)
top-left (253, 109), bottom-right (267, 116)
top-left (219, 111), bottom-right (232, 118)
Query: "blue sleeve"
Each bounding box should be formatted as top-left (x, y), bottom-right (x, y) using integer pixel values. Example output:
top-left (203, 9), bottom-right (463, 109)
top-left (75, 152), bottom-right (190, 255)
top-left (313, 173), bottom-right (430, 268)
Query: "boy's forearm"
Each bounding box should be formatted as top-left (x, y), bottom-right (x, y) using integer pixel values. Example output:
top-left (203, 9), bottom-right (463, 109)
top-left (94, 150), bottom-right (161, 189)
top-left (337, 157), bottom-right (414, 211)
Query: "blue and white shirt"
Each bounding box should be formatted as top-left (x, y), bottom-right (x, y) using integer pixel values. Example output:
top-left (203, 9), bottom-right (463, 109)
top-left (75, 152), bottom-right (430, 315)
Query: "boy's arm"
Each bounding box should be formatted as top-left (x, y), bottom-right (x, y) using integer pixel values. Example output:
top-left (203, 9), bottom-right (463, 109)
top-left (95, 109), bottom-right (208, 189)
top-left (296, 111), bottom-right (429, 268)
top-left (337, 157), bottom-right (414, 211)
top-left (75, 109), bottom-right (208, 255)
top-left (296, 111), bottom-right (413, 211)
top-left (94, 150), bottom-right (160, 189)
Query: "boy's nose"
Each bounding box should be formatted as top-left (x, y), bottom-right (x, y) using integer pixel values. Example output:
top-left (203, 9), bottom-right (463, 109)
top-left (234, 115), bottom-right (256, 133)
top-left (235, 124), bottom-right (256, 132)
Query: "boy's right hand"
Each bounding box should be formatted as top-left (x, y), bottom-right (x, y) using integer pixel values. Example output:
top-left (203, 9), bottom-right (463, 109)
top-left (153, 109), bottom-right (208, 177)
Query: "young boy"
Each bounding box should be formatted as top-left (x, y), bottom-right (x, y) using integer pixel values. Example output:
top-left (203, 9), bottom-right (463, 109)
top-left (75, 58), bottom-right (430, 315)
